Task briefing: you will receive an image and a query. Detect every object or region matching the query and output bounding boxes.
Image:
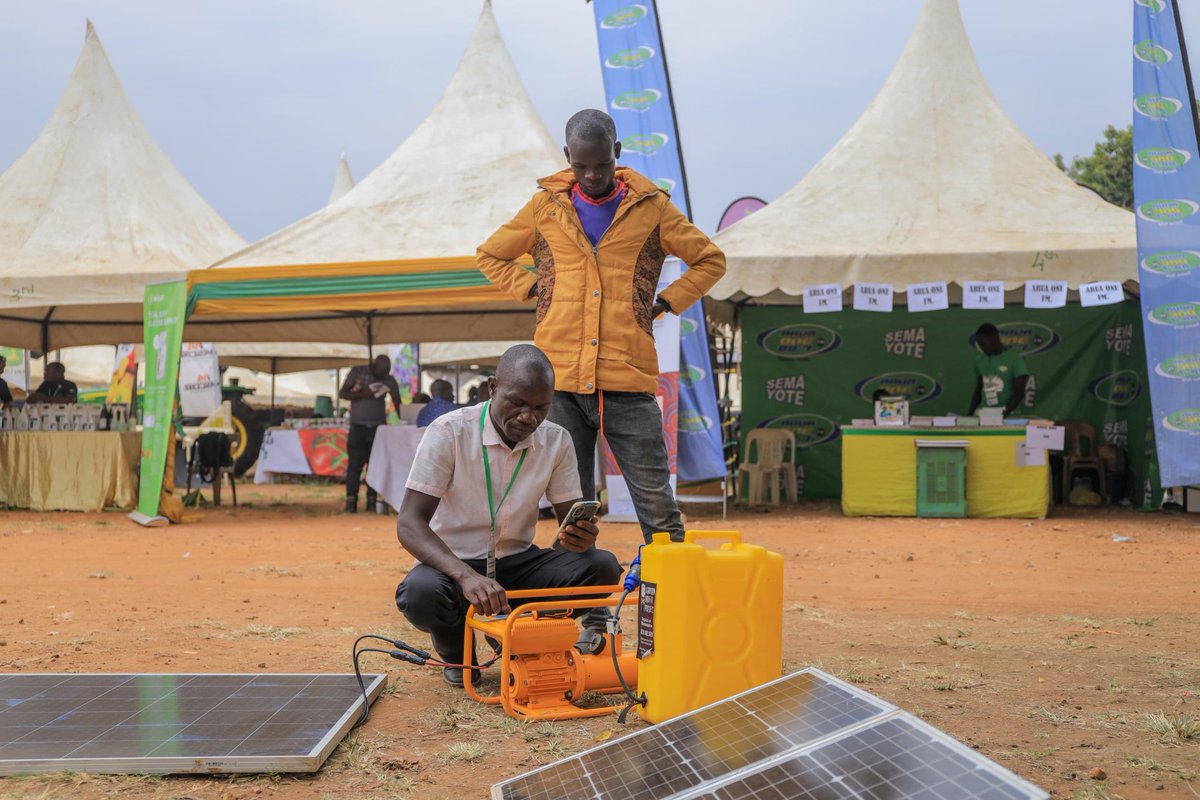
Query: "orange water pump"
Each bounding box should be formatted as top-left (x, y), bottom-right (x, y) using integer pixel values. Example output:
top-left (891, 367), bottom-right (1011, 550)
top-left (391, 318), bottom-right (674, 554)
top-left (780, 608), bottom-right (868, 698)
top-left (463, 585), bottom-right (638, 721)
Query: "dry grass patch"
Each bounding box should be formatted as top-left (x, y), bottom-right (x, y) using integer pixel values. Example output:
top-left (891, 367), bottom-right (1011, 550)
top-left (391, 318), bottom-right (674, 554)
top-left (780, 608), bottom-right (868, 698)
top-left (1144, 712), bottom-right (1200, 745)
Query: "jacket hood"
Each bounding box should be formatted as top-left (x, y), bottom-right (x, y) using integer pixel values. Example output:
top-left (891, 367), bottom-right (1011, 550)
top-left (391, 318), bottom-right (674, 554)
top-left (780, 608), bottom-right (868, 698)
top-left (537, 166), bottom-right (662, 199)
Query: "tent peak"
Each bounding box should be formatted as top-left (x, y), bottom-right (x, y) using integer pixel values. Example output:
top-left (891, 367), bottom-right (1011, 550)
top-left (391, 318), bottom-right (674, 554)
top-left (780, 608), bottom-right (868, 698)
top-left (85, 19), bottom-right (96, 38)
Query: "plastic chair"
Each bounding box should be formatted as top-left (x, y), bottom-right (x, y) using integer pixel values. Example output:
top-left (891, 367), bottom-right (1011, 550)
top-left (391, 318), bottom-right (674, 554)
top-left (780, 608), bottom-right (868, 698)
top-left (1060, 420), bottom-right (1105, 504)
top-left (741, 429), bottom-right (797, 505)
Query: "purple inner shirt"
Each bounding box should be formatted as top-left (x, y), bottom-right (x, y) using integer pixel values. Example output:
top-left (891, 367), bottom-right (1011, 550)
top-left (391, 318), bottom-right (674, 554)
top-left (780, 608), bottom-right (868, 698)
top-left (571, 181), bottom-right (626, 247)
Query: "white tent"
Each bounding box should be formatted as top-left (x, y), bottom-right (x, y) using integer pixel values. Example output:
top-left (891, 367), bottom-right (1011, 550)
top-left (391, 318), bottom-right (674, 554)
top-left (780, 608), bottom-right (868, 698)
top-left (327, 154), bottom-right (355, 205)
top-left (710, 0), bottom-right (1136, 305)
top-left (0, 22), bottom-right (245, 350)
top-left (189, 0), bottom-right (559, 345)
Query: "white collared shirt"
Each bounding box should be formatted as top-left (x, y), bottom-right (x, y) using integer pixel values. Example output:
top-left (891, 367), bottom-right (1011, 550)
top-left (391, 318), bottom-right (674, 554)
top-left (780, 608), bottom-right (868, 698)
top-left (404, 404), bottom-right (581, 560)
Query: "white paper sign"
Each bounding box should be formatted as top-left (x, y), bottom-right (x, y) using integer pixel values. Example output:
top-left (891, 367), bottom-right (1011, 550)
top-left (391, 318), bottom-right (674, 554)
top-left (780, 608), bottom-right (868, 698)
top-left (178, 342), bottom-right (223, 418)
top-left (962, 281), bottom-right (1005, 310)
top-left (1079, 281), bottom-right (1124, 307)
top-left (1015, 442), bottom-right (1046, 467)
top-left (803, 284), bottom-right (843, 314)
top-left (1024, 280), bottom-right (1068, 309)
top-left (1025, 425), bottom-right (1065, 451)
top-left (853, 283), bottom-right (893, 312)
top-left (907, 282), bottom-right (949, 312)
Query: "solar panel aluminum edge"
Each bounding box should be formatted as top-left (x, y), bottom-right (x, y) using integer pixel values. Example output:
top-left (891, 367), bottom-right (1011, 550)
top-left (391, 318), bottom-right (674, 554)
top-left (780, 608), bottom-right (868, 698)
top-left (0, 673), bottom-right (387, 776)
top-left (490, 668), bottom-right (897, 800)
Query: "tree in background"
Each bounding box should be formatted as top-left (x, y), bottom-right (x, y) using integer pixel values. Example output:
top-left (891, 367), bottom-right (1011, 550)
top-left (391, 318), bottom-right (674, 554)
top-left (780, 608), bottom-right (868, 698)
top-left (1054, 124), bottom-right (1133, 210)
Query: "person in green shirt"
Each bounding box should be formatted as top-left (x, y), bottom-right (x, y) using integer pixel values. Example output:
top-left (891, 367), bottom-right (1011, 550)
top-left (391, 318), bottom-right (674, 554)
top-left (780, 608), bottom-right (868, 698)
top-left (967, 323), bottom-right (1030, 416)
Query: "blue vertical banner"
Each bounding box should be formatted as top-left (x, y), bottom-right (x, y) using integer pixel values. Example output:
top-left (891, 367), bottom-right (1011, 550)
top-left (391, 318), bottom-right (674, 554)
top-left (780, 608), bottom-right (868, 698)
top-left (591, 1), bottom-right (726, 482)
top-left (1132, 0), bottom-right (1200, 487)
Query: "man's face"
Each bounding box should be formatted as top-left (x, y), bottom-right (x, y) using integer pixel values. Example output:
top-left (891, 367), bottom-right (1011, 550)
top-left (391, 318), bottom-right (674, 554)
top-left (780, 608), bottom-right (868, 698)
top-left (487, 376), bottom-right (553, 445)
top-left (977, 331), bottom-right (1003, 356)
top-left (0, 357), bottom-right (6, 373)
top-left (370, 357), bottom-right (391, 379)
top-left (564, 135), bottom-right (621, 199)
top-left (47, 364), bottom-right (65, 381)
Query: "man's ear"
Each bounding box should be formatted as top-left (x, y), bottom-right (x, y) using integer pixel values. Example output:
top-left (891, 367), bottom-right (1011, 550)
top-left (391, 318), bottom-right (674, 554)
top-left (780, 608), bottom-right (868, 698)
top-left (562, 144), bottom-right (571, 163)
top-left (488, 375), bottom-right (498, 395)
top-left (613, 140), bottom-right (622, 160)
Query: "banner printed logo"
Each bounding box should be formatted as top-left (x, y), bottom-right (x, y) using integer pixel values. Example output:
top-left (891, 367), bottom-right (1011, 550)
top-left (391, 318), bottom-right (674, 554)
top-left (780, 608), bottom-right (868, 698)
top-left (1142, 250), bottom-right (1200, 277)
top-left (652, 178), bottom-right (676, 193)
top-left (678, 316), bottom-right (699, 336)
top-left (1138, 198), bottom-right (1199, 224)
top-left (1134, 0), bottom-right (1167, 13)
top-left (1134, 40), bottom-right (1173, 64)
top-left (1155, 354), bottom-right (1200, 380)
top-left (1163, 408), bottom-right (1200, 434)
top-left (853, 372), bottom-right (943, 404)
top-left (758, 414), bottom-right (840, 448)
top-left (1087, 370), bottom-right (1143, 406)
top-left (758, 324), bottom-right (842, 359)
top-left (1148, 301), bottom-right (1200, 327)
top-left (1136, 147), bottom-right (1192, 173)
top-left (766, 375), bottom-right (805, 406)
top-left (605, 46), bottom-right (656, 69)
top-left (622, 132), bottom-right (670, 156)
top-left (1135, 93), bottom-right (1184, 119)
top-left (970, 323), bottom-right (1060, 356)
top-left (612, 89), bottom-right (662, 112)
top-left (884, 327), bottom-right (926, 358)
top-left (678, 408), bottom-right (714, 433)
top-left (600, 4), bottom-right (648, 28)
top-left (680, 363), bottom-right (706, 387)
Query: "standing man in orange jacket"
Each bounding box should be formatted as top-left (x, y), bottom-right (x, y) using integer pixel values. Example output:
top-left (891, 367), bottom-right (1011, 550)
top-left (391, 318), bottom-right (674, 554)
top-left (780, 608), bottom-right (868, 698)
top-left (478, 109), bottom-right (726, 548)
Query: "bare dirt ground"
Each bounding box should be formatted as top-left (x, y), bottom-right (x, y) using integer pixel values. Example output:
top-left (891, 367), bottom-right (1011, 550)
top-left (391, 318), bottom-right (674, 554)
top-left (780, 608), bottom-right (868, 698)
top-left (1, 483), bottom-right (1198, 800)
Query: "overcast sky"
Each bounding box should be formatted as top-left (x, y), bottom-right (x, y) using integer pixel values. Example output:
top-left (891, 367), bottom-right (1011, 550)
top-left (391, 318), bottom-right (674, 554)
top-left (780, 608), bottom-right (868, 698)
top-left (0, 1), bottom-right (1193, 243)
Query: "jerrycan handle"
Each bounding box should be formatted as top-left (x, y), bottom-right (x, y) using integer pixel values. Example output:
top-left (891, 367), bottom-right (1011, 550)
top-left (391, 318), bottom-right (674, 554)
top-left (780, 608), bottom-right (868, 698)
top-left (683, 530), bottom-right (742, 547)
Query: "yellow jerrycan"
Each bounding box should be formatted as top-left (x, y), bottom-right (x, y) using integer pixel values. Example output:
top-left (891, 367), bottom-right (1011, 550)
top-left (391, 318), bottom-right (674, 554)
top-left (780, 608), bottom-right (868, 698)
top-left (636, 530), bottom-right (784, 724)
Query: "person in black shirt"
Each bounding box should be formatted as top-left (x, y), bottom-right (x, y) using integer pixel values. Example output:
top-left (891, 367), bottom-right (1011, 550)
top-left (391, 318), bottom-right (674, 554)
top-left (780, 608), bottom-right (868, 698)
top-left (28, 362), bottom-right (78, 405)
top-left (0, 354), bottom-right (13, 409)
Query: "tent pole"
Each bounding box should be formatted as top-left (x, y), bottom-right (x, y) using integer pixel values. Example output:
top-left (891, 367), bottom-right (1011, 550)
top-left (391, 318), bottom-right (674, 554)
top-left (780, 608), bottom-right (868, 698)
top-left (335, 368), bottom-right (341, 416)
top-left (270, 358), bottom-right (276, 410)
top-left (366, 314), bottom-right (375, 360)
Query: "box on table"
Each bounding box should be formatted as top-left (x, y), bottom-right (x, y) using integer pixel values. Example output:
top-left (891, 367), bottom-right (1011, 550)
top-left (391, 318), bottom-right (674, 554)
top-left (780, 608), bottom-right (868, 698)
top-left (874, 396), bottom-right (909, 427)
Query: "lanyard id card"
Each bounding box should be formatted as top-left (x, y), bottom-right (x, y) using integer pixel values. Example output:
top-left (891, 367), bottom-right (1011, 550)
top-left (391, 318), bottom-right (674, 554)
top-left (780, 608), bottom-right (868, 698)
top-left (480, 401), bottom-right (526, 579)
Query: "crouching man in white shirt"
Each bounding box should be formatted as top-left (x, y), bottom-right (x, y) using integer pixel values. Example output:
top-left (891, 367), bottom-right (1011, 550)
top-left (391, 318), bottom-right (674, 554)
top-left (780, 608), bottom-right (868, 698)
top-left (395, 344), bottom-right (620, 687)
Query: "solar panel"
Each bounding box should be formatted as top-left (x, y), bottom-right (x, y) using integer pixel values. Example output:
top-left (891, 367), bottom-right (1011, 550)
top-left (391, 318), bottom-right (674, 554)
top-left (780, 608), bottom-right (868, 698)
top-left (492, 668), bottom-right (1047, 800)
top-left (0, 673), bottom-right (386, 775)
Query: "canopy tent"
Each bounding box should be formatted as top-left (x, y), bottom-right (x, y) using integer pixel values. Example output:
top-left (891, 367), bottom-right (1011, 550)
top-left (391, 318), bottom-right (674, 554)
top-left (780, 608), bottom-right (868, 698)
top-left (710, 0), bottom-right (1136, 305)
top-left (327, 154), bottom-right (355, 205)
top-left (185, 0), bottom-right (559, 345)
top-left (0, 22), bottom-right (245, 351)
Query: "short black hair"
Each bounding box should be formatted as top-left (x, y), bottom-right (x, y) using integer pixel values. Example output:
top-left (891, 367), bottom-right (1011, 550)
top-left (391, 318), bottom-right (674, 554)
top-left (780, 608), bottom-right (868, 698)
top-left (976, 323), bottom-right (999, 338)
top-left (565, 109), bottom-right (617, 144)
top-left (495, 344), bottom-right (554, 390)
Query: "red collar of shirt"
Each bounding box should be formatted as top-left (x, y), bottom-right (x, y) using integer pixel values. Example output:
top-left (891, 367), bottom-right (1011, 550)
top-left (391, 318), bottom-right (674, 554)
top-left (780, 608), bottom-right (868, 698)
top-left (571, 179), bottom-right (626, 206)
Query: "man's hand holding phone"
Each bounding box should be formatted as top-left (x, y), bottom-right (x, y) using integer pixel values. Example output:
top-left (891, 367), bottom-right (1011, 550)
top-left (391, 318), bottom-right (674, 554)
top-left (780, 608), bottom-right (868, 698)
top-left (558, 517), bottom-right (599, 552)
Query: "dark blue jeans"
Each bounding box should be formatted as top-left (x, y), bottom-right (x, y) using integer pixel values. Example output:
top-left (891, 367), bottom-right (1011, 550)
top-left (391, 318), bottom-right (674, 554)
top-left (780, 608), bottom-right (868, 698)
top-left (549, 390), bottom-right (684, 543)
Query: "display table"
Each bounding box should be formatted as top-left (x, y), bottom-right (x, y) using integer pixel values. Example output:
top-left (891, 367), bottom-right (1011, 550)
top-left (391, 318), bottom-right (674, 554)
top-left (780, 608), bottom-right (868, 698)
top-left (255, 426), bottom-right (350, 483)
top-left (841, 426), bottom-right (1049, 518)
top-left (255, 425), bottom-right (424, 493)
top-left (366, 426), bottom-right (425, 508)
top-left (0, 431), bottom-right (141, 511)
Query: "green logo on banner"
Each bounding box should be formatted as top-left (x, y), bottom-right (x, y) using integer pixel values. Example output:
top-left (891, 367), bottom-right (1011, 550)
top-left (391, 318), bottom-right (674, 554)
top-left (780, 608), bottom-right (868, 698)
top-left (606, 46), bottom-right (655, 69)
top-left (982, 323), bottom-right (1061, 356)
top-left (1137, 199), bottom-right (1198, 224)
top-left (853, 372), bottom-right (943, 404)
top-left (1135, 0), bottom-right (1167, 13)
top-left (1164, 408), bottom-right (1200, 433)
top-left (612, 89), bottom-right (662, 112)
top-left (678, 408), bottom-right (714, 433)
top-left (1156, 354), bottom-right (1200, 380)
top-left (601, 4), bottom-right (648, 28)
top-left (1148, 302), bottom-right (1200, 327)
top-left (760, 415), bottom-right (840, 448)
top-left (758, 324), bottom-right (842, 359)
top-left (679, 316), bottom-right (699, 336)
top-left (1136, 147), bottom-right (1191, 172)
top-left (1134, 40), bottom-right (1173, 64)
top-left (1088, 370), bottom-right (1143, 406)
top-left (1143, 250), bottom-right (1200, 276)
top-left (623, 132), bottom-right (670, 156)
top-left (1135, 93), bottom-right (1184, 119)
top-left (652, 178), bottom-right (676, 193)
top-left (681, 364), bottom-right (706, 387)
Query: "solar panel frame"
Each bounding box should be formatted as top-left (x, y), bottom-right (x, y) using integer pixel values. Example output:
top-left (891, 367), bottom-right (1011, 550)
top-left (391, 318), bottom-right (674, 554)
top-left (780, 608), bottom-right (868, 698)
top-left (0, 673), bottom-right (386, 775)
top-left (492, 668), bottom-right (1048, 800)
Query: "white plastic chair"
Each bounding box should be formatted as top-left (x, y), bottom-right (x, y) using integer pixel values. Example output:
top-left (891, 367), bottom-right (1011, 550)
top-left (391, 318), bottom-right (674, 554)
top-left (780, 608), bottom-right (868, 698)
top-left (741, 429), bottom-right (798, 505)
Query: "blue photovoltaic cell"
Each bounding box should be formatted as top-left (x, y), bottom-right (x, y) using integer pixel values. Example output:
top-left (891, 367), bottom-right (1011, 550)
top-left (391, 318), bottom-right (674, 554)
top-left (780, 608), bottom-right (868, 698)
top-left (0, 673), bottom-right (385, 775)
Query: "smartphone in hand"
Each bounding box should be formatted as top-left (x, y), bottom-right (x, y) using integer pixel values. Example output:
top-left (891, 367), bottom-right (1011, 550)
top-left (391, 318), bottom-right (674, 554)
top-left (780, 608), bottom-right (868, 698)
top-left (553, 500), bottom-right (601, 548)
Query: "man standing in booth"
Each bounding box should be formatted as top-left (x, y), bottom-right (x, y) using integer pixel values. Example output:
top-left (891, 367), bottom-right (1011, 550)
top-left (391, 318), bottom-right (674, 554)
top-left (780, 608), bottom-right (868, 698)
top-left (967, 323), bottom-right (1031, 417)
top-left (339, 355), bottom-right (402, 513)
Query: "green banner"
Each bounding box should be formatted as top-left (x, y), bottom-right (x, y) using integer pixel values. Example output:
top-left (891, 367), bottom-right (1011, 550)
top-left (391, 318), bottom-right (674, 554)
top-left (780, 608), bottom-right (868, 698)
top-left (741, 302), bottom-right (1160, 508)
top-left (135, 281), bottom-right (187, 520)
